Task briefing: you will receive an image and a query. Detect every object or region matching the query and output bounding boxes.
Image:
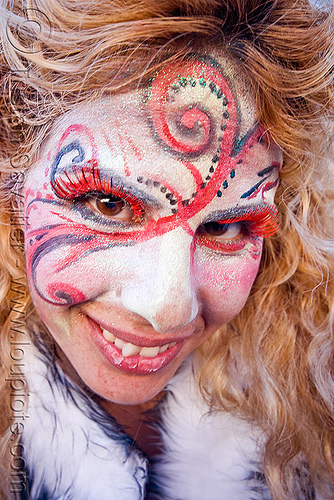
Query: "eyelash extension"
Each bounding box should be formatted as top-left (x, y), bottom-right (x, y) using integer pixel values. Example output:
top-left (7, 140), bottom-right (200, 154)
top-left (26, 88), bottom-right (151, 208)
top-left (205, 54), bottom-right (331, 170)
top-left (51, 162), bottom-right (145, 222)
top-left (211, 204), bottom-right (280, 238)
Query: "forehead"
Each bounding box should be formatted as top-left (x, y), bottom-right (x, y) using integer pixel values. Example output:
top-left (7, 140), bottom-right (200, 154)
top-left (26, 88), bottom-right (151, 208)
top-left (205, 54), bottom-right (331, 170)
top-left (38, 53), bottom-right (281, 221)
top-left (51, 52), bottom-right (256, 147)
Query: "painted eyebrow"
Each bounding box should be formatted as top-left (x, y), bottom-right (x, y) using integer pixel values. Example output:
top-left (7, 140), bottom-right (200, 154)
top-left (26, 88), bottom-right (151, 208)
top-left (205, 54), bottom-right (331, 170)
top-left (92, 168), bottom-right (161, 207)
top-left (201, 203), bottom-right (274, 224)
top-left (240, 163), bottom-right (280, 199)
top-left (52, 160), bottom-right (162, 209)
top-left (257, 164), bottom-right (279, 177)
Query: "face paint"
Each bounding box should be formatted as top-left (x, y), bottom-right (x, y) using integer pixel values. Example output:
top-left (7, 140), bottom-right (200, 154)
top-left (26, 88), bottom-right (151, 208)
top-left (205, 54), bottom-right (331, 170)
top-left (24, 53), bottom-right (282, 405)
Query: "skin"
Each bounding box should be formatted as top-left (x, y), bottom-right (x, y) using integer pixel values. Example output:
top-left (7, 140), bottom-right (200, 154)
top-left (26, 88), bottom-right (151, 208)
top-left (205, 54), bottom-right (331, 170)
top-left (24, 53), bottom-right (282, 407)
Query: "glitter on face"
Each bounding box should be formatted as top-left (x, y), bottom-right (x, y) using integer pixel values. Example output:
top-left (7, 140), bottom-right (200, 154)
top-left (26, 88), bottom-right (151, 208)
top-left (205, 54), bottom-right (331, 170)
top-left (23, 53), bottom-right (283, 405)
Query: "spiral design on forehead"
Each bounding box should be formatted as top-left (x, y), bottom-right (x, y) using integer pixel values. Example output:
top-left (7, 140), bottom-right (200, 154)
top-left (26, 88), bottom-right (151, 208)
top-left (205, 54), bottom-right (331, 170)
top-left (147, 59), bottom-right (237, 159)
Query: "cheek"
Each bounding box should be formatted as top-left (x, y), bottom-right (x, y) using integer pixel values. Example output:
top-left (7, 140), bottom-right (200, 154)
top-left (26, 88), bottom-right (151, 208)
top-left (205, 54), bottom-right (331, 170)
top-left (25, 190), bottom-right (145, 307)
top-left (196, 247), bottom-right (262, 322)
top-left (26, 243), bottom-right (136, 306)
top-left (25, 187), bottom-right (143, 306)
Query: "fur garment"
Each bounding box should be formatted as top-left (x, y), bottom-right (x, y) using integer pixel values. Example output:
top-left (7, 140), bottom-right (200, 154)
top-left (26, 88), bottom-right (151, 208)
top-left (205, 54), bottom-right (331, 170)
top-left (150, 361), bottom-right (270, 500)
top-left (22, 341), bottom-right (147, 499)
top-left (22, 339), bottom-right (273, 499)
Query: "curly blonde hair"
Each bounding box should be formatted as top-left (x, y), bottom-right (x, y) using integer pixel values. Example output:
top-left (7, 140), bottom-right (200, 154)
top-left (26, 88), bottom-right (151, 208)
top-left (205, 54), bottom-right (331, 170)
top-left (0, 0), bottom-right (333, 498)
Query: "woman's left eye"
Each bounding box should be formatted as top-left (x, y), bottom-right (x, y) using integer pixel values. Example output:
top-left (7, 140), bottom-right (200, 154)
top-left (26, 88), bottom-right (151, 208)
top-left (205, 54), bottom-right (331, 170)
top-left (200, 221), bottom-right (243, 239)
top-left (86, 195), bottom-right (134, 221)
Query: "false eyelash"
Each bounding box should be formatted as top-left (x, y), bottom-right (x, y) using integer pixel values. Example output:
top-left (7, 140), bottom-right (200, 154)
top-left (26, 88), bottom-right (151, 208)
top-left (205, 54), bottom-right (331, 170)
top-left (51, 161), bottom-right (145, 222)
top-left (214, 204), bottom-right (280, 238)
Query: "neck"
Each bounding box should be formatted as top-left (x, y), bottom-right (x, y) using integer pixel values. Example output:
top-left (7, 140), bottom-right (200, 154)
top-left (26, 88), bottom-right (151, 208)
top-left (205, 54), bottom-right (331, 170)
top-left (99, 393), bottom-right (165, 458)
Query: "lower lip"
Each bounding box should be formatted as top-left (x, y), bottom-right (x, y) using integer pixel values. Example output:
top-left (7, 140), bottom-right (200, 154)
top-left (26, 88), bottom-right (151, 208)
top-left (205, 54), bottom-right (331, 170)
top-left (90, 320), bottom-right (184, 374)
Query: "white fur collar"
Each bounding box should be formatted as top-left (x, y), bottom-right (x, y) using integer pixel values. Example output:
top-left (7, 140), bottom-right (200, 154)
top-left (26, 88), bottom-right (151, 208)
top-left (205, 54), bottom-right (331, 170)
top-left (22, 341), bottom-right (147, 499)
top-left (21, 342), bottom-right (322, 500)
top-left (154, 360), bottom-right (270, 500)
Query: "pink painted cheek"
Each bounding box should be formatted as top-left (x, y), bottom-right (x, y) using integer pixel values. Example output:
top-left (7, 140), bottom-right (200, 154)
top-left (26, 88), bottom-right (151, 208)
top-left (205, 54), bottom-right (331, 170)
top-left (26, 238), bottom-right (134, 307)
top-left (196, 251), bottom-right (262, 322)
top-left (24, 189), bottom-right (138, 307)
top-left (200, 257), bottom-right (260, 292)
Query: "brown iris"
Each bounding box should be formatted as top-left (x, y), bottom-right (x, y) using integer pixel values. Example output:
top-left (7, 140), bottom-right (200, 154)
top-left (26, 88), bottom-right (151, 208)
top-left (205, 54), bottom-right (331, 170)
top-left (95, 196), bottom-right (126, 216)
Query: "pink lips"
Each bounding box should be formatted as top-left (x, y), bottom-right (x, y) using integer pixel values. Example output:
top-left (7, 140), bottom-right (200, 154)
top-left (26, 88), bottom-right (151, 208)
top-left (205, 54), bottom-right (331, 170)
top-left (89, 319), bottom-right (184, 374)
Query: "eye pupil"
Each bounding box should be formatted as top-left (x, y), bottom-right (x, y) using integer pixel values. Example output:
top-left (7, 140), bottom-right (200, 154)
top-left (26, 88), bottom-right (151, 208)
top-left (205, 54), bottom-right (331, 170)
top-left (204, 221), bottom-right (230, 236)
top-left (96, 196), bottom-right (125, 216)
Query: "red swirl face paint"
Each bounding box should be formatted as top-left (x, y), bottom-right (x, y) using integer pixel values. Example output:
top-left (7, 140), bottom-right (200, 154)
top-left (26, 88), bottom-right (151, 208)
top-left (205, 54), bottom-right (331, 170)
top-left (24, 53), bottom-right (282, 405)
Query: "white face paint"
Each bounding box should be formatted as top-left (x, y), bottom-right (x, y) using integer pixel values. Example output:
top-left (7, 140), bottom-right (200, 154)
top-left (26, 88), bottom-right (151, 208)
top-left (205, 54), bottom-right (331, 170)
top-left (24, 53), bottom-right (282, 404)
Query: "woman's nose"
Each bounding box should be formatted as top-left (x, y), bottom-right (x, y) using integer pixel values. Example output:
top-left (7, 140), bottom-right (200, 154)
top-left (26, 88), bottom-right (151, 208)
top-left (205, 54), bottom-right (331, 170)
top-left (121, 228), bottom-right (199, 333)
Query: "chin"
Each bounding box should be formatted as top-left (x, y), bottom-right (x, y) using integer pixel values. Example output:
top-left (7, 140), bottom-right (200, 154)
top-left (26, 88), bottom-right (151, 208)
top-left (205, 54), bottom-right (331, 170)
top-left (67, 347), bottom-right (186, 406)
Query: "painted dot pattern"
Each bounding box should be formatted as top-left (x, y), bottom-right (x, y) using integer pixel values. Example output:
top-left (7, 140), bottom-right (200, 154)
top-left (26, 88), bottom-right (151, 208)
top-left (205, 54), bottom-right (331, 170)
top-left (140, 62), bottom-right (236, 214)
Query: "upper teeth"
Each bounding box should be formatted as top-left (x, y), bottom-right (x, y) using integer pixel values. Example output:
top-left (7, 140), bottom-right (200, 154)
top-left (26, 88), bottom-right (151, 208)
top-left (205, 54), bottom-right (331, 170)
top-left (102, 329), bottom-right (176, 358)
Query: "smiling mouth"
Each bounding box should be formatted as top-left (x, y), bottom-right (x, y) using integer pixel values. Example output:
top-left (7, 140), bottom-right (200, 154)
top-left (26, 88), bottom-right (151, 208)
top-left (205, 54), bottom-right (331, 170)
top-left (102, 328), bottom-right (177, 358)
top-left (88, 318), bottom-right (184, 374)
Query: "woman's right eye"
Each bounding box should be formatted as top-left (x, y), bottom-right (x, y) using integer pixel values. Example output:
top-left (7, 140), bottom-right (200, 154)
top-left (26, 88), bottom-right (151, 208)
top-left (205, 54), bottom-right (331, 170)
top-left (85, 195), bottom-right (135, 221)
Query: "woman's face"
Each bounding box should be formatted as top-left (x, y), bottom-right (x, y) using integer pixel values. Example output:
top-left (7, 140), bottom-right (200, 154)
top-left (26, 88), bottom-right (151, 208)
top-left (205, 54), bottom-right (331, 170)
top-left (24, 54), bottom-right (282, 404)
